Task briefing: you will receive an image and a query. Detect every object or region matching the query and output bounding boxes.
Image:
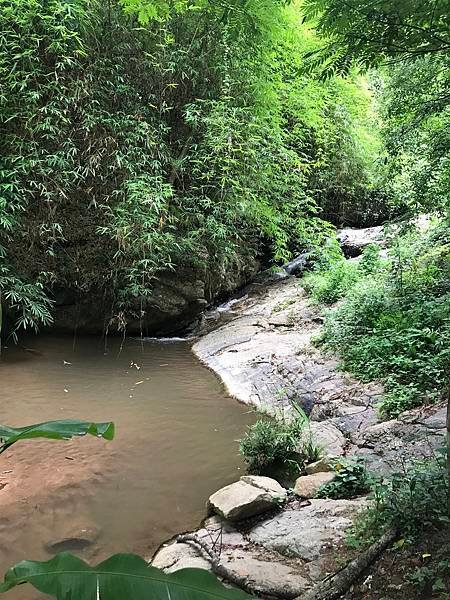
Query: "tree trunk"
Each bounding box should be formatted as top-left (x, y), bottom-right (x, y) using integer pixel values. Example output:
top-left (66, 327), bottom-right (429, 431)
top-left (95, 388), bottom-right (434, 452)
top-left (298, 527), bottom-right (398, 600)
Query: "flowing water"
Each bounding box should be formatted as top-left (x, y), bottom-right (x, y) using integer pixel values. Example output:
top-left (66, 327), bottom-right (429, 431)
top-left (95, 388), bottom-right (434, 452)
top-left (0, 335), bottom-right (255, 599)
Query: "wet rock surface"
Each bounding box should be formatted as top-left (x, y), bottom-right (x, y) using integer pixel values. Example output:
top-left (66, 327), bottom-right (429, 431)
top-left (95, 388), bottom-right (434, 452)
top-left (192, 275), bottom-right (444, 472)
top-left (51, 259), bottom-right (259, 335)
top-left (337, 225), bottom-right (385, 257)
top-left (193, 277), bottom-right (384, 423)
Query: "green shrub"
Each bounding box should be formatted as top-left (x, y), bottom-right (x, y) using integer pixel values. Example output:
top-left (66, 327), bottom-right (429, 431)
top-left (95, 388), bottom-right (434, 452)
top-left (407, 559), bottom-right (450, 596)
top-left (300, 433), bottom-right (324, 466)
top-left (303, 259), bottom-right (361, 304)
top-left (357, 243), bottom-right (384, 275)
top-left (351, 451), bottom-right (449, 544)
top-left (239, 409), bottom-right (319, 475)
top-left (312, 221), bottom-right (450, 417)
top-left (303, 244), bottom-right (387, 306)
top-left (316, 458), bottom-right (371, 499)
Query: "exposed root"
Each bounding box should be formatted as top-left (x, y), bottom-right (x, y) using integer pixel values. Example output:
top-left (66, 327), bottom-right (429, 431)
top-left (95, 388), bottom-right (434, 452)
top-left (177, 526), bottom-right (398, 600)
top-left (298, 527), bottom-right (398, 600)
top-left (176, 533), bottom-right (296, 599)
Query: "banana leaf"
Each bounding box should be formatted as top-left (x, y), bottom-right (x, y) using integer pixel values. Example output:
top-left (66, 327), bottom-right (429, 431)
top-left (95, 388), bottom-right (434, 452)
top-left (0, 420), bottom-right (115, 454)
top-left (0, 552), bottom-right (253, 599)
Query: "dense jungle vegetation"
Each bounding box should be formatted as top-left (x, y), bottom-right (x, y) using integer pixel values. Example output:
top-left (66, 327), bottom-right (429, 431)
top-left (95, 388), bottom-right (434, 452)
top-left (0, 0), bottom-right (449, 598)
top-left (1, 0), bottom-right (448, 339)
top-left (1, 0), bottom-right (448, 405)
top-left (0, 0), bottom-right (388, 336)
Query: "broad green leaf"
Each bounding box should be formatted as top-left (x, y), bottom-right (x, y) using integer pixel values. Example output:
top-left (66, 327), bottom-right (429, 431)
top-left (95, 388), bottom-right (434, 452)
top-left (0, 552), bottom-right (252, 599)
top-left (0, 420), bottom-right (115, 454)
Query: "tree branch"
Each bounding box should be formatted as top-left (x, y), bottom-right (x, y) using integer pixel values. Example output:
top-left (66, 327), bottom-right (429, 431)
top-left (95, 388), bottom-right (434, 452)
top-left (298, 527), bottom-right (398, 600)
top-left (176, 526), bottom-right (398, 600)
top-left (175, 533), bottom-right (298, 599)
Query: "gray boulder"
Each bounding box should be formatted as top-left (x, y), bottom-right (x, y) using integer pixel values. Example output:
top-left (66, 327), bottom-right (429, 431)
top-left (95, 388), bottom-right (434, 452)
top-left (249, 498), bottom-right (366, 561)
top-left (208, 476), bottom-right (287, 521)
top-left (337, 226), bottom-right (384, 258)
top-left (305, 422), bottom-right (346, 457)
top-left (305, 457), bottom-right (334, 475)
top-left (283, 252), bottom-right (310, 276)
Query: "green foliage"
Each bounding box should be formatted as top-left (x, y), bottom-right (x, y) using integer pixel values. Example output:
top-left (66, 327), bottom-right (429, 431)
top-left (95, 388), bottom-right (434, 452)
top-left (303, 0), bottom-right (449, 73)
top-left (379, 55), bottom-right (450, 214)
top-left (358, 243), bottom-right (384, 275)
top-left (303, 244), bottom-right (385, 304)
top-left (303, 259), bottom-right (360, 304)
top-left (311, 221), bottom-right (450, 417)
top-left (0, 268), bottom-right (53, 338)
top-left (239, 419), bottom-right (302, 475)
top-left (316, 458), bottom-right (371, 499)
top-left (239, 407), bottom-right (318, 475)
top-left (305, 76), bottom-right (388, 226)
top-left (0, 0), bottom-right (384, 334)
top-left (408, 558), bottom-right (450, 596)
top-left (351, 451), bottom-right (449, 544)
top-left (0, 552), bottom-right (251, 599)
top-left (0, 420), bottom-right (115, 454)
top-left (301, 0), bottom-right (450, 229)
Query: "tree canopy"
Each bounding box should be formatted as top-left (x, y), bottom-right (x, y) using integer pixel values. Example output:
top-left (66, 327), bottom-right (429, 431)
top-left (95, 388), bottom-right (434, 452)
top-left (303, 0), bottom-right (450, 73)
top-left (0, 0), bottom-right (384, 335)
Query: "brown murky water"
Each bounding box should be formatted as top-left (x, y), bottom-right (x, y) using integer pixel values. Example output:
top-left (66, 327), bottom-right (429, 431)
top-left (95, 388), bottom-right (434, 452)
top-left (0, 335), bottom-right (254, 599)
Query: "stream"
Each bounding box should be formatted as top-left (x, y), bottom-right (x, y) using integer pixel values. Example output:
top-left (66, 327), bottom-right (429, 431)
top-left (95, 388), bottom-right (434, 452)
top-left (0, 335), bottom-right (255, 599)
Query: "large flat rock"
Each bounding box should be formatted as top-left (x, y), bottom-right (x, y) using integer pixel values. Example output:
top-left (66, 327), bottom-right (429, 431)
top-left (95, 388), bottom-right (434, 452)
top-left (249, 499), bottom-right (366, 561)
top-left (193, 277), bottom-right (385, 418)
top-left (351, 403), bottom-right (446, 473)
top-left (152, 515), bottom-right (311, 597)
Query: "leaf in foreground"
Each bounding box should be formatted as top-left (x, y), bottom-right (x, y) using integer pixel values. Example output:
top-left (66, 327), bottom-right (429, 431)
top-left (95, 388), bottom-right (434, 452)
top-left (0, 419), bottom-right (115, 454)
top-left (0, 553), bottom-right (252, 599)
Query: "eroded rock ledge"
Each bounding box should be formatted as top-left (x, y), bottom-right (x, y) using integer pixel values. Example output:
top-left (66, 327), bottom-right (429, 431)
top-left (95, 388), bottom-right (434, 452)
top-left (192, 276), bottom-right (445, 473)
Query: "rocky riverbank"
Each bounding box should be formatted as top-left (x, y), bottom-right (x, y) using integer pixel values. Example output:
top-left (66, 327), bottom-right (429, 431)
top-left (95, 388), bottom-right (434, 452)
top-left (150, 229), bottom-right (447, 597)
top-left (193, 274), bottom-right (445, 474)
